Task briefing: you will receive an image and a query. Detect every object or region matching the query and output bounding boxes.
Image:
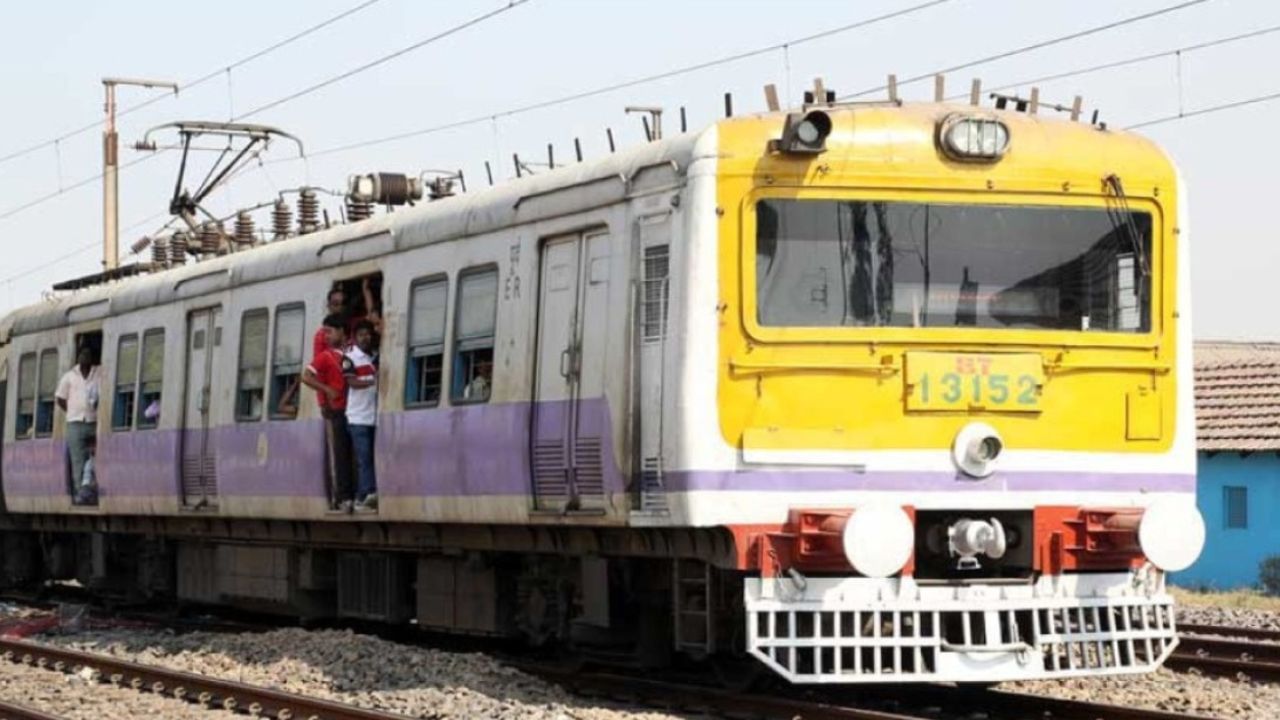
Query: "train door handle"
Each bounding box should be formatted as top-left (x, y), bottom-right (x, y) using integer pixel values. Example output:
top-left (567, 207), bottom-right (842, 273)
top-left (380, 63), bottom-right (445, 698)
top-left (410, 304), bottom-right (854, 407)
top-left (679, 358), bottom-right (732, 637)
top-left (560, 348), bottom-right (572, 379)
top-left (198, 387), bottom-right (210, 412)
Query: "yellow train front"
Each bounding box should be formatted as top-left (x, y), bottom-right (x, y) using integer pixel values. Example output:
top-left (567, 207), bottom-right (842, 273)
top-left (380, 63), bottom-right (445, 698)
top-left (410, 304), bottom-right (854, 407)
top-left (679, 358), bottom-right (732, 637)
top-left (681, 100), bottom-right (1201, 683)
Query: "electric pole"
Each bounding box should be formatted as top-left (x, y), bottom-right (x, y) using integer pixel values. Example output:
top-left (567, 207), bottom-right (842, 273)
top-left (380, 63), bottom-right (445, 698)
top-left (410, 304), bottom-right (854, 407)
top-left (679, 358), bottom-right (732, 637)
top-left (102, 77), bottom-right (178, 271)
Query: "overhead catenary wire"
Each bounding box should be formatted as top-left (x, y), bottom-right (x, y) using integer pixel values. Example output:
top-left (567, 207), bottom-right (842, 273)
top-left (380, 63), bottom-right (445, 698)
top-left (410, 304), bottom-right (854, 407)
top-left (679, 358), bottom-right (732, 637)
top-left (0, 152), bottom-right (164, 222)
top-left (957, 23), bottom-right (1280, 101)
top-left (287, 0), bottom-right (959, 159)
top-left (840, 0), bottom-right (1211, 99)
top-left (0, 210), bottom-right (171, 286)
top-left (233, 0), bottom-right (537, 120)
top-left (1127, 89), bottom-right (1280, 129)
top-left (0, 0), bottom-right (387, 171)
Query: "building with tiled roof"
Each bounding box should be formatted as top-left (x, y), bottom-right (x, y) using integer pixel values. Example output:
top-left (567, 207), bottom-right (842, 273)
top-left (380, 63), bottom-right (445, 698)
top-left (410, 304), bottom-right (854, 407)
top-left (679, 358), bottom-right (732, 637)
top-left (1177, 342), bottom-right (1280, 590)
top-left (1195, 342), bottom-right (1280, 451)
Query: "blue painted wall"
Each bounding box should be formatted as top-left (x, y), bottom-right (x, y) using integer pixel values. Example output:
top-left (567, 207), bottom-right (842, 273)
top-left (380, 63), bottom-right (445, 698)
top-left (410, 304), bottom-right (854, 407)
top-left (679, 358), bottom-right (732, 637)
top-left (1175, 452), bottom-right (1280, 589)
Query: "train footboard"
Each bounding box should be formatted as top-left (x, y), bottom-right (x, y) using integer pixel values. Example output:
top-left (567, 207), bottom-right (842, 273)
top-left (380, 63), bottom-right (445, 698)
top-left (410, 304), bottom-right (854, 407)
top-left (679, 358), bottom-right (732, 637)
top-left (744, 573), bottom-right (1178, 683)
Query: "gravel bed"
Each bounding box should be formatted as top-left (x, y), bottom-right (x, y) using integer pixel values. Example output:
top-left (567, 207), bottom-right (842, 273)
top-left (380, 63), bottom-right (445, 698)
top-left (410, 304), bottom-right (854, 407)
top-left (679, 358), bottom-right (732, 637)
top-left (1005, 668), bottom-right (1280, 720)
top-left (1177, 605), bottom-right (1280, 633)
top-left (45, 627), bottom-right (706, 720)
top-left (0, 658), bottom-right (241, 720)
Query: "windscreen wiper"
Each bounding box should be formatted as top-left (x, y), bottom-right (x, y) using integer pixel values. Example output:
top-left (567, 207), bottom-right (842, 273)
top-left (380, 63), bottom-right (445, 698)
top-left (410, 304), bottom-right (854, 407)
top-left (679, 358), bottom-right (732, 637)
top-left (1102, 174), bottom-right (1151, 278)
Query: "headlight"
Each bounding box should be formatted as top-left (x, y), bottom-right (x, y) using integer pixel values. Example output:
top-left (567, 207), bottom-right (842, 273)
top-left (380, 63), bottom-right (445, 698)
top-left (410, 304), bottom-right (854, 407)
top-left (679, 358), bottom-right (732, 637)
top-left (952, 422), bottom-right (1004, 478)
top-left (771, 110), bottom-right (833, 155)
top-left (841, 503), bottom-right (914, 578)
top-left (1138, 500), bottom-right (1206, 571)
top-left (938, 113), bottom-right (1010, 161)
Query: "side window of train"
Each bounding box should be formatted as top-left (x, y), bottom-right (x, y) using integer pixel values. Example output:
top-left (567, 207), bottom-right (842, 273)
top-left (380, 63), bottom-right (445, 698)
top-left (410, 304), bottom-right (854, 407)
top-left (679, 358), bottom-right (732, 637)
top-left (642, 244), bottom-right (671, 341)
top-left (452, 267), bottom-right (497, 404)
top-left (15, 352), bottom-right (36, 439)
top-left (236, 309), bottom-right (270, 422)
top-left (270, 304), bottom-right (305, 420)
top-left (406, 276), bottom-right (448, 408)
top-left (35, 349), bottom-right (59, 437)
top-left (113, 334), bottom-right (139, 431)
top-left (137, 329), bottom-right (164, 429)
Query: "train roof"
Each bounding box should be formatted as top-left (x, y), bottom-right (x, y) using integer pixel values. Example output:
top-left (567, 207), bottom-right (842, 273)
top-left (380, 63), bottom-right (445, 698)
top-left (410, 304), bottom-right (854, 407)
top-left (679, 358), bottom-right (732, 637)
top-left (0, 127), bottom-right (706, 341)
top-left (0, 100), bottom-right (1175, 341)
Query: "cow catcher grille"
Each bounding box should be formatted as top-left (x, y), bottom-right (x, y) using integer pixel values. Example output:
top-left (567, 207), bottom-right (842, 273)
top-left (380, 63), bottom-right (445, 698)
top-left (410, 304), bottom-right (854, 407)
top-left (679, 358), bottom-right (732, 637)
top-left (745, 576), bottom-right (1177, 683)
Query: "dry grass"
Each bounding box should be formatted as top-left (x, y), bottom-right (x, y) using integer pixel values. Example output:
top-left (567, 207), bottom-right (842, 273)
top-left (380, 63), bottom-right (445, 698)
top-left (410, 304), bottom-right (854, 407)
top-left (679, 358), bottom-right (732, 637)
top-left (1171, 586), bottom-right (1280, 612)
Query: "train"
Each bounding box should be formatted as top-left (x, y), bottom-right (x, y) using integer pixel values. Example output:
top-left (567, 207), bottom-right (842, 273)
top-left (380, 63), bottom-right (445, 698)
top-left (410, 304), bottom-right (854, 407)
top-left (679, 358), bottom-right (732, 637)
top-left (0, 94), bottom-right (1204, 684)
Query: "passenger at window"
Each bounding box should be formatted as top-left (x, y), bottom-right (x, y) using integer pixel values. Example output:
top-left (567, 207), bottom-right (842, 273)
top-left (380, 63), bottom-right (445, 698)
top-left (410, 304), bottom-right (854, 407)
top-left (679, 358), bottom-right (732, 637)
top-left (345, 320), bottom-right (379, 511)
top-left (56, 346), bottom-right (100, 504)
top-left (302, 315), bottom-right (355, 512)
top-left (313, 287), bottom-right (349, 359)
top-left (463, 358), bottom-right (492, 402)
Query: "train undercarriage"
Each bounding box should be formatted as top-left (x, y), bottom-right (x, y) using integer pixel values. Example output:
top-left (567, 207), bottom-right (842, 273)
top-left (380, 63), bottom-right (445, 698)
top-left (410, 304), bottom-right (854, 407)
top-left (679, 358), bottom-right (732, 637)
top-left (0, 509), bottom-right (1183, 686)
top-left (0, 516), bottom-right (755, 678)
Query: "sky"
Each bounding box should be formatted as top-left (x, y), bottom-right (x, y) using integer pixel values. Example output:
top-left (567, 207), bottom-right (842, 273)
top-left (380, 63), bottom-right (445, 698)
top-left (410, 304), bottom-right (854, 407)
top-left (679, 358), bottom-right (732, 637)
top-left (0, 0), bottom-right (1276, 339)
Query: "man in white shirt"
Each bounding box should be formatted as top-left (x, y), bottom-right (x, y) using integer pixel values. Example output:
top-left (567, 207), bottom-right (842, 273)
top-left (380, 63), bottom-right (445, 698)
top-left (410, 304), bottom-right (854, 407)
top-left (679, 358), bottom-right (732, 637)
top-left (345, 320), bottom-right (379, 511)
top-left (56, 346), bottom-right (100, 503)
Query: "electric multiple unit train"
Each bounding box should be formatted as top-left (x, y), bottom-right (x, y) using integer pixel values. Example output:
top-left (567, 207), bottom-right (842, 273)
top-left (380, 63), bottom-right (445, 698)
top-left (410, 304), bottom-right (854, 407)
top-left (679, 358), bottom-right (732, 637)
top-left (0, 96), bottom-right (1203, 684)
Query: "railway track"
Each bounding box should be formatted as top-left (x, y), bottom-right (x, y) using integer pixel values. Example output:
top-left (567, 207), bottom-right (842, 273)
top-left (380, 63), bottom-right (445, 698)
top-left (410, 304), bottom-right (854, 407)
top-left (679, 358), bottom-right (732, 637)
top-left (0, 636), bottom-right (410, 720)
top-left (1170, 622), bottom-right (1280, 682)
top-left (535, 665), bottom-right (1222, 720)
top-left (0, 700), bottom-right (64, 720)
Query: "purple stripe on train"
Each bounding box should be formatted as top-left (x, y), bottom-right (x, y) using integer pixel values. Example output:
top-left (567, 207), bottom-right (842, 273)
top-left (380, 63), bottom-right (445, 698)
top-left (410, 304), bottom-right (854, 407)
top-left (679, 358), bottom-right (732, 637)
top-left (2, 398), bottom-right (1192, 501)
top-left (2, 438), bottom-right (68, 497)
top-left (661, 469), bottom-right (1195, 494)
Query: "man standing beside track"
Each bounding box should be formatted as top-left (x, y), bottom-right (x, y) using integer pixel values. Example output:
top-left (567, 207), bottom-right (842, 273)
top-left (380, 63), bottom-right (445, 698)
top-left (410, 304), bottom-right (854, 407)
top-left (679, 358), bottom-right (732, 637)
top-left (55, 346), bottom-right (100, 505)
top-left (302, 315), bottom-right (355, 513)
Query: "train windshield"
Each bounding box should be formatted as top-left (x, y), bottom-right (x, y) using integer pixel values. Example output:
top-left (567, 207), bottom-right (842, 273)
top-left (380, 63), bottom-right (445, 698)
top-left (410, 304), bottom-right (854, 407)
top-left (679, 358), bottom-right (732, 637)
top-left (755, 199), bottom-right (1152, 333)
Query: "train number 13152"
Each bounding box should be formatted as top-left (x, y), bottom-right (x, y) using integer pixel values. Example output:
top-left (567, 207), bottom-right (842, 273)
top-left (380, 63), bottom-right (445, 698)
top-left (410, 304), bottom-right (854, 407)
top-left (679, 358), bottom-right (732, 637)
top-left (906, 352), bottom-right (1043, 412)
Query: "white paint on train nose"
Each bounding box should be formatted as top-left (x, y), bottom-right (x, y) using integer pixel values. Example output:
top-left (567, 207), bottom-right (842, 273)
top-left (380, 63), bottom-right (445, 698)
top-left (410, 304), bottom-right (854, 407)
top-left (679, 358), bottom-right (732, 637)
top-left (1138, 500), bottom-right (1206, 571)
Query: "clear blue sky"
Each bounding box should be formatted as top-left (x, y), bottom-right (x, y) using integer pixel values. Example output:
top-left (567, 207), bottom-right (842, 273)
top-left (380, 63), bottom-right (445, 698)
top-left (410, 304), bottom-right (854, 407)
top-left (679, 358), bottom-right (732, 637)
top-left (0, 0), bottom-right (1275, 339)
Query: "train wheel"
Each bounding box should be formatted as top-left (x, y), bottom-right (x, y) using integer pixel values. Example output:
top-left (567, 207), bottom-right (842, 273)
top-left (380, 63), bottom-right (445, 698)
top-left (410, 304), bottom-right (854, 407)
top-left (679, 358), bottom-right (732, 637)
top-left (711, 653), bottom-right (765, 692)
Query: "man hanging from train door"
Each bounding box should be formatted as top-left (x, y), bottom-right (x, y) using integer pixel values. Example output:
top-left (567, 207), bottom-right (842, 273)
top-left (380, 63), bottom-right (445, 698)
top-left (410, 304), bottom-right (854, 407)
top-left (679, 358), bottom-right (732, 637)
top-left (56, 345), bottom-right (100, 505)
top-left (345, 319), bottom-right (379, 512)
top-left (302, 314), bottom-right (355, 513)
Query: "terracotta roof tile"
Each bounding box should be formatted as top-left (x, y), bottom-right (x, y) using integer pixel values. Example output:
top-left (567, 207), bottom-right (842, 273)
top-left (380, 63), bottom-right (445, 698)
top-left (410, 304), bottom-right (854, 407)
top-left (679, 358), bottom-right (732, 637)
top-left (1194, 342), bottom-right (1280, 452)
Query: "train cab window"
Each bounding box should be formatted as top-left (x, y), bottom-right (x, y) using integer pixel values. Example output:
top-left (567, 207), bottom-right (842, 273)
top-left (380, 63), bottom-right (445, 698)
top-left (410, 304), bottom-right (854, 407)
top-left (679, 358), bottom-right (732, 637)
top-left (15, 353), bottom-right (36, 439)
top-left (137, 329), bottom-right (165, 429)
top-left (113, 335), bottom-right (139, 431)
top-left (35, 349), bottom-right (59, 437)
top-left (754, 199), bottom-right (1153, 333)
top-left (236, 309), bottom-right (269, 421)
top-left (270, 304), bottom-right (305, 419)
top-left (406, 277), bottom-right (448, 407)
top-left (451, 267), bottom-right (497, 404)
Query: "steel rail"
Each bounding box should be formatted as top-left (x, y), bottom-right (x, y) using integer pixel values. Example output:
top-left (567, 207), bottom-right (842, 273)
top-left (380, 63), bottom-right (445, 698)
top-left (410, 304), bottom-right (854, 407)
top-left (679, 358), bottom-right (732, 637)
top-left (530, 665), bottom-right (1222, 720)
top-left (1179, 622), bottom-right (1280, 643)
top-left (0, 637), bottom-right (409, 720)
top-left (0, 700), bottom-right (66, 720)
top-left (1178, 635), bottom-right (1280, 664)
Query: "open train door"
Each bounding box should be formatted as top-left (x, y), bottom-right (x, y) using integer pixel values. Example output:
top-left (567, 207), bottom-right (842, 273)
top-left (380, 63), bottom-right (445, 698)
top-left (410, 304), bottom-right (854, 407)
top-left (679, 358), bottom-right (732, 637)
top-left (180, 307), bottom-right (222, 508)
top-left (530, 230), bottom-right (611, 512)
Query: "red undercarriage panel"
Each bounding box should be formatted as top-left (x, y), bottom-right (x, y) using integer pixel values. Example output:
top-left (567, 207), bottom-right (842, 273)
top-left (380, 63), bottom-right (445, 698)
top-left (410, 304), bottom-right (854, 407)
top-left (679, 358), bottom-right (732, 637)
top-left (727, 506), bottom-right (1146, 577)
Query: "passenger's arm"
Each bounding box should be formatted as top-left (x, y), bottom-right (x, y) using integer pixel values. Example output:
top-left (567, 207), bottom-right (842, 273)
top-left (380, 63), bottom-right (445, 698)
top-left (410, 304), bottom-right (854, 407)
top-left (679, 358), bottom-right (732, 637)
top-left (301, 366), bottom-right (338, 401)
top-left (362, 277), bottom-right (383, 332)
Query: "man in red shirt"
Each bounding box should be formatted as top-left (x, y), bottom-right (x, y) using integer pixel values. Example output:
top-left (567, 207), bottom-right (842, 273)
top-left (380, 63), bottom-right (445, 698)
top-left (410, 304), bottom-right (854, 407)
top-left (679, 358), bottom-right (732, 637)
top-left (302, 314), bottom-right (355, 512)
